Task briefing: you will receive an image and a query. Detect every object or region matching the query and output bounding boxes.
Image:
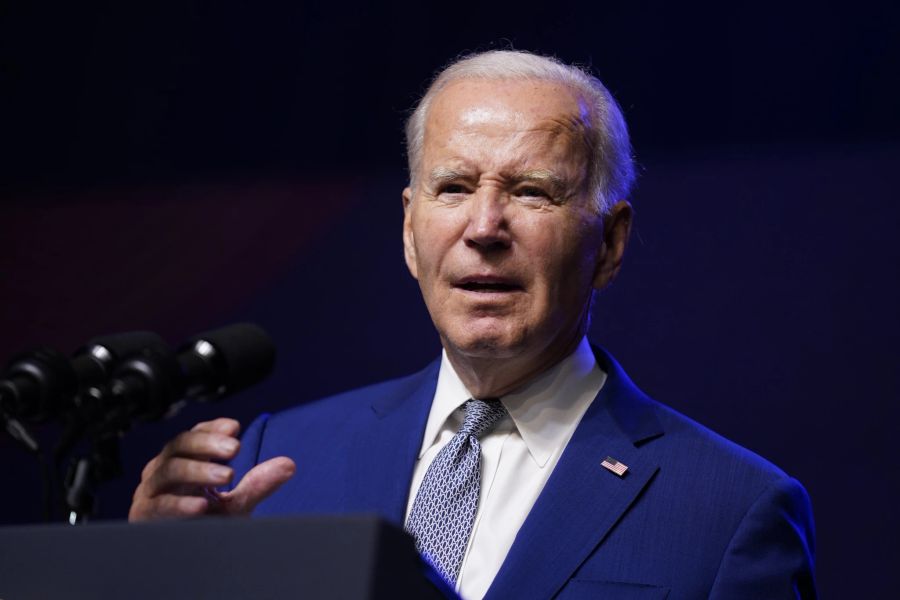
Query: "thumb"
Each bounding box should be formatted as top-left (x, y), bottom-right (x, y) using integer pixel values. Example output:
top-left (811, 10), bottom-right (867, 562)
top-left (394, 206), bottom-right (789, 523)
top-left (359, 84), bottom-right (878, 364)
top-left (218, 456), bottom-right (296, 515)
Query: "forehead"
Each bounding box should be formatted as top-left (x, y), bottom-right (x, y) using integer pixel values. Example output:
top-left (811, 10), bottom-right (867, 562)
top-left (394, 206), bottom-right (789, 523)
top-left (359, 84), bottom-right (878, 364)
top-left (422, 78), bottom-right (590, 174)
top-left (428, 78), bottom-right (586, 130)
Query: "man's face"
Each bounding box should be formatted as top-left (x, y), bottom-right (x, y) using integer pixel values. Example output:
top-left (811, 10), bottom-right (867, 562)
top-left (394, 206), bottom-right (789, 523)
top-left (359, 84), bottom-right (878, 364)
top-left (402, 78), bottom-right (628, 373)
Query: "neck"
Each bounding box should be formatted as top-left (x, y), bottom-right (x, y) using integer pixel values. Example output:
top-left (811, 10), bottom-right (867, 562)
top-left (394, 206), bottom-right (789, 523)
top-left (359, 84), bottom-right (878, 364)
top-left (443, 332), bottom-right (585, 399)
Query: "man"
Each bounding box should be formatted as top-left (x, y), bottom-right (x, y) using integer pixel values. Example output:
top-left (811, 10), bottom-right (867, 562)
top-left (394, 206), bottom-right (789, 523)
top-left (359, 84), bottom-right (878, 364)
top-left (130, 50), bottom-right (816, 599)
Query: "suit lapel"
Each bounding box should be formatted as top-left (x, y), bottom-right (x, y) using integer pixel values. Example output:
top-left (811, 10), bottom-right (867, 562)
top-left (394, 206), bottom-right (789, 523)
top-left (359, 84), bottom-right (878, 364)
top-left (347, 360), bottom-right (440, 526)
top-left (485, 347), bottom-right (664, 599)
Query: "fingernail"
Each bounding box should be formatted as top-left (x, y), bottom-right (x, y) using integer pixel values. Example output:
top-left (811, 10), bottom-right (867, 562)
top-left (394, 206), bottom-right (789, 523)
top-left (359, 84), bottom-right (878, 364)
top-left (210, 465), bottom-right (232, 482)
top-left (218, 438), bottom-right (239, 453)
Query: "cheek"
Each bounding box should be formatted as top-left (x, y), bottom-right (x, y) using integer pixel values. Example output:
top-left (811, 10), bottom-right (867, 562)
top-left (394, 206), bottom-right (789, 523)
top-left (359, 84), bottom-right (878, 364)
top-left (412, 212), bottom-right (454, 278)
top-left (521, 216), bottom-right (599, 295)
top-left (518, 215), bottom-right (574, 265)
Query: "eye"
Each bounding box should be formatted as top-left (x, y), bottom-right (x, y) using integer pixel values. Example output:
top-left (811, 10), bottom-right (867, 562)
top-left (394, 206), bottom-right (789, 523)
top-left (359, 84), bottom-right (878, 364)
top-left (431, 182), bottom-right (471, 205)
top-left (514, 186), bottom-right (555, 206)
top-left (440, 183), bottom-right (469, 195)
top-left (516, 186), bottom-right (548, 198)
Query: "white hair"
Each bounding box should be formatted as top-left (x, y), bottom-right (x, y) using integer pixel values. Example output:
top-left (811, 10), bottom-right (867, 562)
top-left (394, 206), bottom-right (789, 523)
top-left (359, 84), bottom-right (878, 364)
top-left (405, 50), bottom-right (635, 214)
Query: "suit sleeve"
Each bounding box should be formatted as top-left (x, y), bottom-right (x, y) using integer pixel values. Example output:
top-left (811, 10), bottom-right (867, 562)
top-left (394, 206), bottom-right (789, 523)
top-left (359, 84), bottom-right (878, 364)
top-left (708, 477), bottom-right (817, 599)
top-left (226, 412), bottom-right (271, 490)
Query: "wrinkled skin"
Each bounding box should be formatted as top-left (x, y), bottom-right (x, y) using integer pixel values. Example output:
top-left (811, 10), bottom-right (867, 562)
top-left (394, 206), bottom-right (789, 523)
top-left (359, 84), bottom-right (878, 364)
top-left (402, 78), bottom-right (632, 398)
top-left (128, 417), bottom-right (294, 521)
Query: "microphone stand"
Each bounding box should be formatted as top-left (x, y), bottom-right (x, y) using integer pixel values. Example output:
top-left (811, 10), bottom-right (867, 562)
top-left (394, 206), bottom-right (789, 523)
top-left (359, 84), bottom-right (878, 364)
top-left (60, 390), bottom-right (135, 525)
top-left (61, 348), bottom-right (180, 525)
top-left (0, 404), bottom-right (53, 521)
top-left (0, 409), bottom-right (40, 454)
top-left (63, 434), bottom-right (122, 525)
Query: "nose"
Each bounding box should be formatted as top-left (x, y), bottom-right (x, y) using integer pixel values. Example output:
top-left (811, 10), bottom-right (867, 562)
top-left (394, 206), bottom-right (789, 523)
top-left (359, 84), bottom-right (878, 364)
top-left (463, 189), bottom-right (512, 251)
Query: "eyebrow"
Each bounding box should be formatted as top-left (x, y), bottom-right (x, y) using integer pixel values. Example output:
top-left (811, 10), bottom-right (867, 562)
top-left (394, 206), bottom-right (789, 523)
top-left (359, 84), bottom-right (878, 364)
top-left (511, 170), bottom-right (567, 193)
top-left (426, 167), bottom-right (568, 193)
top-left (426, 166), bottom-right (471, 186)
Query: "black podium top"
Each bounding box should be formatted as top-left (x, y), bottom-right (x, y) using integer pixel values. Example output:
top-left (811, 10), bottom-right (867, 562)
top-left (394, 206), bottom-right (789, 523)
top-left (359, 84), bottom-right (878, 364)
top-left (0, 514), bottom-right (452, 599)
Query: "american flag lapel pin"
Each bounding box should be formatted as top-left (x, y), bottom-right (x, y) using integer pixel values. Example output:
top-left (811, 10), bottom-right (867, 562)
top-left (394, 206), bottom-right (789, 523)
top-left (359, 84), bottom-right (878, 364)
top-left (601, 456), bottom-right (629, 477)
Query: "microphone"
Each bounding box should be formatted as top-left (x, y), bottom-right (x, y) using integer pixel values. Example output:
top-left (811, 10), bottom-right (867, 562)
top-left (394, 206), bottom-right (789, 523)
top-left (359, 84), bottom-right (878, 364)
top-left (0, 348), bottom-right (77, 423)
top-left (178, 322), bottom-right (275, 402)
top-left (103, 323), bottom-right (275, 423)
top-left (0, 323), bottom-right (274, 522)
top-left (1, 324), bottom-right (274, 440)
top-left (0, 346), bottom-right (82, 454)
top-left (71, 332), bottom-right (169, 414)
top-left (56, 332), bottom-right (169, 460)
top-left (0, 332), bottom-right (166, 423)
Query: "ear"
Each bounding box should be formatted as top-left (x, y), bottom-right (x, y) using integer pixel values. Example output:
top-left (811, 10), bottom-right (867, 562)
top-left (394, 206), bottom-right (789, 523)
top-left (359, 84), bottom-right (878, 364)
top-left (402, 187), bottom-right (419, 280)
top-left (592, 200), bottom-right (633, 290)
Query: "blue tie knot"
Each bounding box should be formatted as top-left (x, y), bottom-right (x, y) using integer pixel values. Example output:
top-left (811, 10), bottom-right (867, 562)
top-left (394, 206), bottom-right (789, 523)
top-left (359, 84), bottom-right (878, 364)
top-left (461, 398), bottom-right (507, 439)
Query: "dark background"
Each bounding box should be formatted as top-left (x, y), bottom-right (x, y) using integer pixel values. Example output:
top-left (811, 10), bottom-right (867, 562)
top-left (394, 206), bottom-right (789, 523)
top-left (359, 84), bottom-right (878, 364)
top-left (2, 1), bottom-right (898, 597)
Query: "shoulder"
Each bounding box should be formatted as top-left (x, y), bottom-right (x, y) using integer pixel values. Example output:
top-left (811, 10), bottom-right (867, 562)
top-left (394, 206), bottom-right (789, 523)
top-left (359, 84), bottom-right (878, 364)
top-left (652, 399), bottom-right (791, 486)
top-left (624, 378), bottom-right (806, 524)
top-left (593, 343), bottom-right (794, 494)
top-left (590, 346), bottom-right (816, 594)
top-left (656, 398), bottom-right (820, 596)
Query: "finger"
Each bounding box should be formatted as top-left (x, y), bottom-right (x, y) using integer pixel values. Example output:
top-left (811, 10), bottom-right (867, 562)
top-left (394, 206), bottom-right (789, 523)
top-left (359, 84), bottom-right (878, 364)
top-left (160, 430), bottom-right (240, 462)
top-left (143, 457), bottom-right (234, 496)
top-left (140, 419), bottom-right (241, 481)
top-left (191, 418), bottom-right (241, 436)
top-left (220, 456), bottom-right (296, 515)
top-left (129, 494), bottom-right (210, 522)
top-left (140, 454), bottom-right (161, 481)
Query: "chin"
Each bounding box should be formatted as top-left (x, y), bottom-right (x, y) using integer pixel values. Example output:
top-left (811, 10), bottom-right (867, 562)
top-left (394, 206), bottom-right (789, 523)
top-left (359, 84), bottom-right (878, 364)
top-left (442, 322), bottom-right (527, 359)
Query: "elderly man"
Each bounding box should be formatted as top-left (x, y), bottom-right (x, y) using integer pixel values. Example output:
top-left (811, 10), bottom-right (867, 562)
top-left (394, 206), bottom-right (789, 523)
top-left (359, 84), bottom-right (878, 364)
top-left (130, 50), bottom-right (816, 599)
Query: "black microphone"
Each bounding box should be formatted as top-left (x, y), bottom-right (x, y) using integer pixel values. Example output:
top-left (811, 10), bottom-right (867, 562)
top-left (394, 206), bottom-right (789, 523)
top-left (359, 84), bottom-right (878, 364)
top-left (69, 332), bottom-right (168, 415)
top-left (179, 322), bottom-right (275, 401)
top-left (0, 332), bottom-right (166, 423)
top-left (0, 347), bottom-right (81, 454)
top-left (52, 332), bottom-right (169, 462)
top-left (0, 348), bottom-right (77, 423)
top-left (104, 323), bottom-right (275, 423)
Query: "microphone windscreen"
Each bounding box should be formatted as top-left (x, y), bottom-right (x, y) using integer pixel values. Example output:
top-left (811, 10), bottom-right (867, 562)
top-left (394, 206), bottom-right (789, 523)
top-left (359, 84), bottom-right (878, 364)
top-left (186, 323), bottom-right (275, 394)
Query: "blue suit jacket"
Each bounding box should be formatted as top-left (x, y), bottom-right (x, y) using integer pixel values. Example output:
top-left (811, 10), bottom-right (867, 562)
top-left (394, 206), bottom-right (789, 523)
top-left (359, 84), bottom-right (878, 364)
top-left (231, 346), bottom-right (816, 599)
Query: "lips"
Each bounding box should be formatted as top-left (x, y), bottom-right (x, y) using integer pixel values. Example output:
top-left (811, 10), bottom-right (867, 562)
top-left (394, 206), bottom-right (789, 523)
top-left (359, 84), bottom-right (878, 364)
top-left (453, 275), bottom-right (524, 293)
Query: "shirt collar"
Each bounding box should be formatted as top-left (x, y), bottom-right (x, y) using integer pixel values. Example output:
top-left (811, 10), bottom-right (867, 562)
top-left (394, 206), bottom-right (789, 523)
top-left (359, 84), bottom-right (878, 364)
top-left (419, 337), bottom-right (606, 467)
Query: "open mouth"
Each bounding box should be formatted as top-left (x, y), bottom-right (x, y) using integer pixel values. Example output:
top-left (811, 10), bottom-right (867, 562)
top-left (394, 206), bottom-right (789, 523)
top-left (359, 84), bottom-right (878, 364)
top-left (457, 282), bottom-right (520, 292)
top-left (454, 276), bottom-right (523, 293)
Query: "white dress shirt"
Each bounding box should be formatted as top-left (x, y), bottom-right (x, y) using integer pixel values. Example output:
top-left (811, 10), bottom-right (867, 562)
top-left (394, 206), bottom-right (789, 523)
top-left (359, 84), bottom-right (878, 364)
top-left (404, 337), bottom-right (607, 600)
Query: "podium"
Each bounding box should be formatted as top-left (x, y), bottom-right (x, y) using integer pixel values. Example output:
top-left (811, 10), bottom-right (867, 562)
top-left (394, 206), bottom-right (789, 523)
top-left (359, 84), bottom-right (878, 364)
top-left (0, 515), bottom-right (454, 599)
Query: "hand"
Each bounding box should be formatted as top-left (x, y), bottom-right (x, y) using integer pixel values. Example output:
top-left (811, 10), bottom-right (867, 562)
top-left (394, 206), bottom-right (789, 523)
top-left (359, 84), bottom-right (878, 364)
top-left (128, 417), bottom-right (296, 521)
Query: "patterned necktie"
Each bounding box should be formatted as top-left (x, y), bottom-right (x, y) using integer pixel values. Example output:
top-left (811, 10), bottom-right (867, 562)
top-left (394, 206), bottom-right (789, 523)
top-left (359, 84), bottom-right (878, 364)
top-left (405, 398), bottom-right (508, 585)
